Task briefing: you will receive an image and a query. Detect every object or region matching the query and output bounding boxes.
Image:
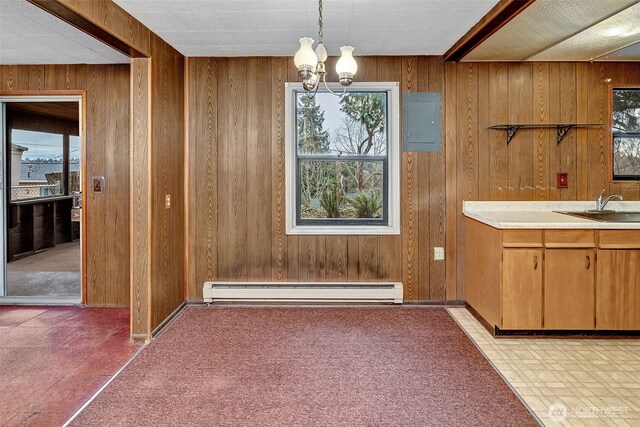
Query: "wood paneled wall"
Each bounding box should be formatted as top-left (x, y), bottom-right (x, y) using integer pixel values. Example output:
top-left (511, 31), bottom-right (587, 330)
top-left (0, 64), bottom-right (130, 306)
top-left (445, 61), bottom-right (640, 297)
top-left (149, 34), bottom-right (185, 329)
top-left (129, 34), bottom-right (185, 338)
top-left (185, 56), bottom-right (447, 301)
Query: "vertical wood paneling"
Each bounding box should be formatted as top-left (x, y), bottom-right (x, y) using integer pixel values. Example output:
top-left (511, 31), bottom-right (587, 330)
top-left (271, 57), bottom-right (288, 281)
top-left (187, 57), bottom-right (218, 299)
top-left (225, 58), bottom-right (248, 279)
top-left (575, 63), bottom-right (589, 201)
top-left (508, 63), bottom-right (534, 200)
top-left (325, 236), bottom-right (347, 281)
top-left (587, 63), bottom-right (608, 197)
top-left (216, 59), bottom-right (231, 280)
top-left (247, 58), bottom-right (272, 280)
top-left (455, 63), bottom-right (479, 298)
top-left (148, 34), bottom-right (185, 330)
top-left (130, 58), bottom-right (151, 339)
top-left (533, 62), bottom-right (550, 200)
top-left (401, 56), bottom-right (419, 300)
top-left (488, 63), bottom-right (509, 200)
top-left (85, 65), bottom-right (107, 305)
top-left (444, 62), bottom-right (458, 300)
top-left (448, 61), bottom-right (640, 299)
top-left (186, 56), bottom-right (446, 301)
top-left (559, 63), bottom-right (577, 201)
top-left (417, 57), bottom-right (432, 300)
top-left (426, 56), bottom-right (446, 300)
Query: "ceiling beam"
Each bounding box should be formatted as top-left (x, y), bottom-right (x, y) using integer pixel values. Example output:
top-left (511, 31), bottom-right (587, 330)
top-left (444, 0), bottom-right (535, 62)
top-left (26, 0), bottom-right (150, 58)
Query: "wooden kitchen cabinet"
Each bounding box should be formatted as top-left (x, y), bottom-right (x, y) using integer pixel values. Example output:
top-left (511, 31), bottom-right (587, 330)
top-left (502, 249), bottom-right (542, 329)
top-left (596, 249), bottom-right (640, 330)
top-left (544, 249), bottom-right (595, 329)
top-left (465, 218), bottom-right (640, 333)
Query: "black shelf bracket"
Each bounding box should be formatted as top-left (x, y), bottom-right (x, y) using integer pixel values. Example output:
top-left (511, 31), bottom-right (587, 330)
top-left (505, 126), bottom-right (520, 145)
top-left (556, 125), bottom-right (574, 144)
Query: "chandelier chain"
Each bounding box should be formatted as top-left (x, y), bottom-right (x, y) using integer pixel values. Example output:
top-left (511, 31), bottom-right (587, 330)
top-left (318, 0), bottom-right (323, 43)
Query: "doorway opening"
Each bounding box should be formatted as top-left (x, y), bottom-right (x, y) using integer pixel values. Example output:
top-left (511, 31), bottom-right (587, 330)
top-left (0, 95), bottom-right (84, 304)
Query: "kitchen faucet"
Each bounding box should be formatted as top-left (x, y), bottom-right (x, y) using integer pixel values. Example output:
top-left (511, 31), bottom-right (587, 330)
top-left (595, 189), bottom-right (624, 211)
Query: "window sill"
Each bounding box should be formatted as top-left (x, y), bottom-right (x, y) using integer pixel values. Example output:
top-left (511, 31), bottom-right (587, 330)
top-left (287, 224), bottom-right (400, 236)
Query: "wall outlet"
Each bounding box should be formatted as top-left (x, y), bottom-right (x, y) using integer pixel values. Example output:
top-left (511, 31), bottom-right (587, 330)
top-left (165, 194), bottom-right (171, 209)
top-left (434, 247), bottom-right (445, 261)
top-left (556, 172), bottom-right (568, 189)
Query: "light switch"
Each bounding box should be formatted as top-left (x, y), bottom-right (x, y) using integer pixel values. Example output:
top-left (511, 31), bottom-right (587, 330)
top-left (434, 247), bottom-right (445, 261)
top-left (165, 194), bottom-right (171, 209)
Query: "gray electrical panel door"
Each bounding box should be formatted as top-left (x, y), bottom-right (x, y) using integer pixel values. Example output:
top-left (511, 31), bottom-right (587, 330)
top-left (402, 92), bottom-right (441, 152)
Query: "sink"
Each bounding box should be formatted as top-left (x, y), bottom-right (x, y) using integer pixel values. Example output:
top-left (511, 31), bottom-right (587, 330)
top-left (557, 211), bottom-right (640, 223)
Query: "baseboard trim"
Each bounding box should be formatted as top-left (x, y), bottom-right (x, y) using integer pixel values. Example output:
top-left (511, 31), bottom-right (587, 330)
top-left (151, 301), bottom-right (186, 338)
top-left (403, 300), bottom-right (465, 306)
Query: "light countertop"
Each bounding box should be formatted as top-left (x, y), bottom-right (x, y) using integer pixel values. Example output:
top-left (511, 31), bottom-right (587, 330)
top-left (463, 201), bottom-right (640, 229)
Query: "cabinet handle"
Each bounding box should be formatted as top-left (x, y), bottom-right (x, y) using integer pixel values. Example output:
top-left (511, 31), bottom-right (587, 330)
top-left (586, 255), bottom-right (591, 270)
top-left (534, 255), bottom-right (538, 270)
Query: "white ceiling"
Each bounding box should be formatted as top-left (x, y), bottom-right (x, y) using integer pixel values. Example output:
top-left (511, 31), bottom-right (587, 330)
top-left (112, 0), bottom-right (499, 57)
top-left (0, 0), bottom-right (129, 64)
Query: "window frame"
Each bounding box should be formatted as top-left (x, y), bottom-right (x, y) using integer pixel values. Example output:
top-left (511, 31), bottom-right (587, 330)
top-left (611, 87), bottom-right (640, 182)
top-left (285, 82), bottom-right (400, 235)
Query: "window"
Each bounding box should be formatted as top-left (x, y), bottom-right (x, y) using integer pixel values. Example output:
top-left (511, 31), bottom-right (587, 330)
top-left (10, 130), bottom-right (65, 201)
top-left (612, 88), bottom-right (640, 180)
top-left (285, 83), bottom-right (400, 235)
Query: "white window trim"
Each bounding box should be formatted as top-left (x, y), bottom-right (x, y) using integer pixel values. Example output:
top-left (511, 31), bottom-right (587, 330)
top-left (285, 82), bottom-right (400, 235)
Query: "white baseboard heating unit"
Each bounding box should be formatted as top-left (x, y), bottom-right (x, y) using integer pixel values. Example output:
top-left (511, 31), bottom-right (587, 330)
top-left (203, 282), bottom-right (403, 304)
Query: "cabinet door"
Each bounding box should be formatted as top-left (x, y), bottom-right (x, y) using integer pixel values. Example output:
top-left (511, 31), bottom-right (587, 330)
top-left (502, 249), bottom-right (543, 329)
top-left (544, 249), bottom-right (595, 329)
top-left (597, 250), bottom-right (640, 330)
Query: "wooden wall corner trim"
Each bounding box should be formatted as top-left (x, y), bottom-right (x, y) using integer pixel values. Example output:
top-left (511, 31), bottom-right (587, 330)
top-left (130, 58), bottom-right (152, 340)
top-left (184, 57), bottom-right (194, 301)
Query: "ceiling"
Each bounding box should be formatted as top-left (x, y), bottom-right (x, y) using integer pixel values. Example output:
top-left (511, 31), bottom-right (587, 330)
top-left (463, 0), bottom-right (640, 61)
top-left (112, 0), bottom-right (499, 56)
top-left (7, 101), bottom-right (79, 121)
top-left (0, 0), bottom-right (129, 64)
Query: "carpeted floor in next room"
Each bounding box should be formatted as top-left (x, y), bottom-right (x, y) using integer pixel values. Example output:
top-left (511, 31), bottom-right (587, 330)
top-left (72, 306), bottom-right (538, 426)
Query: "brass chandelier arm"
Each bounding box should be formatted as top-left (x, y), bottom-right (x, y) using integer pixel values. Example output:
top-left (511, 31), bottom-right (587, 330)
top-left (303, 67), bottom-right (349, 99)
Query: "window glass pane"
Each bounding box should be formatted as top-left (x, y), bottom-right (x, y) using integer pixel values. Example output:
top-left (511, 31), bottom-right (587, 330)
top-left (10, 130), bottom-right (63, 201)
top-left (613, 89), bottom-right (640, 133)
top-left (69, 135), bottom-right (81, 193)
top-left (613, 136), bottom-right (640, 177)
top-left (297, 91), bottom-right (387, 156)
top-left (299, 160), bottom-right (384, 220)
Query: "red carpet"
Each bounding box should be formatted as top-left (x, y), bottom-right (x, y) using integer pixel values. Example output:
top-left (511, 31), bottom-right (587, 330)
top-left (72, 306), bottom-right (537, 426)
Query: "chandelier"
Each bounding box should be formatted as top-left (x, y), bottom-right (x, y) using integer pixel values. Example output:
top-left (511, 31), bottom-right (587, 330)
top-left (293, 0), bottom-right (358, 97)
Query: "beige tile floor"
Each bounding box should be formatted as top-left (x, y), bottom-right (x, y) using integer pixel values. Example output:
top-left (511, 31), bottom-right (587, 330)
top-left (448, 308), bottom-right (640, 427)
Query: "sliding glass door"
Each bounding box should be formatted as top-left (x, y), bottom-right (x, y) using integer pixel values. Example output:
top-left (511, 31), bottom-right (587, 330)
top-left (0, 96), bottom-right (83, 304)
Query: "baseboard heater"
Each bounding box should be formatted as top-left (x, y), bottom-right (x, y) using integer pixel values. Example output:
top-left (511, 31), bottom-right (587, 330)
top-left (203, 282), bottom-right (403, 304)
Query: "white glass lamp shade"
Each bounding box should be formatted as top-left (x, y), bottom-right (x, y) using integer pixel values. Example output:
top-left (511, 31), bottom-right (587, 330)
top-left (336, 46), bottom-right (357, 86)
top-left (294, 37), bottom-right (318, 80)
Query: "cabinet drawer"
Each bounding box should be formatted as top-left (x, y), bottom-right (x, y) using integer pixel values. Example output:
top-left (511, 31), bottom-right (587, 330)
top-left (545, 230), bottom-right (595, 248)
top-left (502, 230), bottom-right (543, 247)
top-left (599, 230), bottom-right (640, 249)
